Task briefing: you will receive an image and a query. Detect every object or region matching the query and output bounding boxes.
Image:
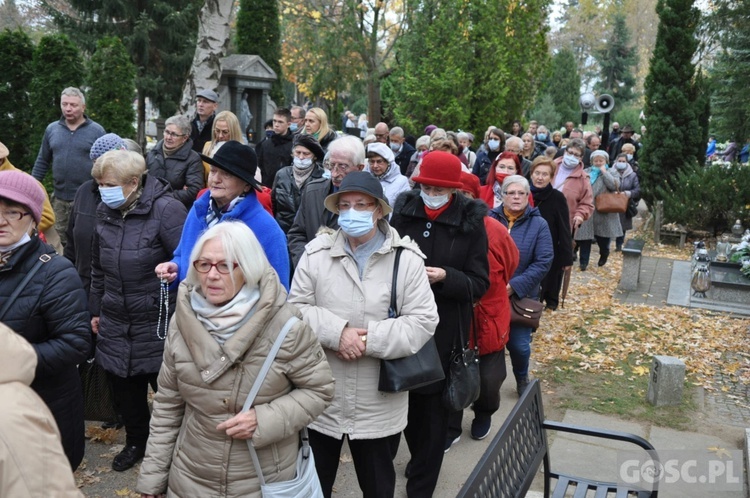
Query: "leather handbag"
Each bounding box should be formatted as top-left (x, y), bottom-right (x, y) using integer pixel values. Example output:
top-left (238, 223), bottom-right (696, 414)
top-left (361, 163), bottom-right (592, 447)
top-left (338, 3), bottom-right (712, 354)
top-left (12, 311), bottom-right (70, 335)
top-left (246, 317), bottom-right (324, 498)
top-left (595, 190), bottom-right (629, 214)
top-left (509, 296), bottom-right (544, 329)
top-left (441, 289), bottom-right (480, 412)
top-left (378, 248), bottom-right (445, 392)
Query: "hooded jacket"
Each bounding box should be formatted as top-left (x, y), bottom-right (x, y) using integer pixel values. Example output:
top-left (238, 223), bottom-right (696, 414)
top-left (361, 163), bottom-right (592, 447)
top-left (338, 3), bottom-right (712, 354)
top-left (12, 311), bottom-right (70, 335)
top-left (0, 324), bottom-right (83, 498)
top-left (146, 138), bottom-right (205, 209)
top-left (489, 205), bottom-right (554, 299)
top-left (288, 221), bottom-right (439, 439)
top-left (0, 236), bottom-right (91, 469)
top-left (390, 190), bottom-right (490, 393)
top-left (137, 272), bottom-right (334, 497)
top-left (90, 174), bottom-right (188, 378)
top-left (365, 162), bottom-right (411, 209)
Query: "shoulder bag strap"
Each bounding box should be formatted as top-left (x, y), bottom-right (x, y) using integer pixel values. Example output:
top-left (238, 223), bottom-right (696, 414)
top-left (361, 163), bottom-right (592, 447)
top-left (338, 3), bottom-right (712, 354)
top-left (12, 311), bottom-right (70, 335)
top-left (244, 315), bottom-right (299, 486)
top-left (388, 247), bottom-right (404, 319)
top-left (0, 252), bottom-right (54, 321)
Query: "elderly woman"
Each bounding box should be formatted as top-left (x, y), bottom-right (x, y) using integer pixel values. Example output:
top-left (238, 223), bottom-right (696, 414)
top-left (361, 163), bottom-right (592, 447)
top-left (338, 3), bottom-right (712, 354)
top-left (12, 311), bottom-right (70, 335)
top-left (552, 138), bottom-right (594, 234)
top-left (365, 142), bottom-right (410, 208)
top-left (529, 157), bottom-right (574, 310)
top-left (304, 107), bottom-right (337, 150)
top-left (447, 172), bottom-right (519, 442)
top-left (406, 135), bottom-right (430, 179)
top-left (613, 152), bottom-right (640, 251)
top-left (272, 135), bottom-right (326, 233)
top-left (0, 170), bottom-right (90, 469)
top-left (574, 150), bottom-right (622, 270)
top-left (489, 175), bottom-right (553, 395)
top-left (473, 127), bottom-right (505, 185)
top-left (289, 172), bottom-right (438, 497)
top-left (155, 141), bottom-right (290, 290)
top-left (391, 152), bottom-right (490, 496)
top-left (138, 222), bottom-right (334, 497)
top-left (201, 110), bottom-right (244, 184)
top-left (89, 150), bottom-right (187, 471)
top-left (146, 115), bottom-right (205, 209)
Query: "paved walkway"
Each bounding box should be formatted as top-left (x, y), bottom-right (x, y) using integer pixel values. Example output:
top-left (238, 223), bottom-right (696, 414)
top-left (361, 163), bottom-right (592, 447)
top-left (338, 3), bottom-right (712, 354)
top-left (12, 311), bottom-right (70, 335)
top-left (614, 256), bottom-right (674, 306)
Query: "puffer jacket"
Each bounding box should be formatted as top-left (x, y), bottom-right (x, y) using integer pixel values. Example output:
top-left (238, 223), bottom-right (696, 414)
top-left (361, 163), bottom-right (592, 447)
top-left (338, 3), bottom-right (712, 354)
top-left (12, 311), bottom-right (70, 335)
top-left (0, 324), bottom-right (83, 498)
top-left (64, 179), bottom-right (99, 295)
top-left (553, 156), bottom-right (594, 229)
top-left (390, 190), bottom-right (490, 393)
top-left (288, 221), bottom-right (439, 439)
top-left (364, 162), bottom-right (410, 209)
top-left (0, 236), bottom-right (90, 469)
top-left (271, 163), bottom-right (325, 233)
top-left (490, 205), bottom-right (554, 299)
top-left (574, 168), bottom-right (623, 241)
top-left (90, 174), bottom-right (187, 378)
top-left (472, 217), bottom-right (519, 355)
top-left (137, 271), bottom-right (334, 497)
top-left (146, 139), bottom-right (205, 209)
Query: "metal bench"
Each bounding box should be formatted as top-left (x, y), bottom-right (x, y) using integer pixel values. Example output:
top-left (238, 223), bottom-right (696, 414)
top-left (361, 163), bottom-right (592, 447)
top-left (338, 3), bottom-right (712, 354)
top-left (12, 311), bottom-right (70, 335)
top-left (456, 380), bottom-right (659, 498)
top-left (619, 239), bottom-right (646, 291)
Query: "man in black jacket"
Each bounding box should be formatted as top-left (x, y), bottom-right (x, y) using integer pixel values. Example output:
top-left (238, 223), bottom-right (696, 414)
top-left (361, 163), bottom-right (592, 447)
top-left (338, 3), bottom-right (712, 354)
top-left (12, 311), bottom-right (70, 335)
top-left (257, 108), bottom-right (295, 187)
top-left (389, 126), bottom-right (416, 175)
top-left (190, 89), bottom-right (219, 153)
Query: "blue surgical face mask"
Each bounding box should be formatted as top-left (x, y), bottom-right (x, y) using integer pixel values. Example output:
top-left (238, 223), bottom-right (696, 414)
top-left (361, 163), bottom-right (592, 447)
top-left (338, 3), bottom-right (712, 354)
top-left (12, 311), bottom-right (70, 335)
top-left (290, 122), bottom-right (298, 132)
top-left (322, 169), bottom-right (332, 179)
top-left (615, 161), bottom-right (628, 170)
top-left (537, 133), bottom-right (547, 141)
top-left (99, 185), bottom-right (128, 209)
top-left (420, 190), bottom-right (450, 209)
top-left (488, 139), bottom-right (501, 151)
top-left (626, 154), bottom-right (633, 161)
top-left (562, 153), bottom-right (579, 169)
top-left (338, 208), bottom-right (375, 237)
top-left (390, 142), bottom-right (400, 152)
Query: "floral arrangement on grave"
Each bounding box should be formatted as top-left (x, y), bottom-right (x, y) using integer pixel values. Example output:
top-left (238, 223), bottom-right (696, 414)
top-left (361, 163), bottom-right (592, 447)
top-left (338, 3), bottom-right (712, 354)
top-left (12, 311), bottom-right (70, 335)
top-left (729, 231), bottom-right (750, 278)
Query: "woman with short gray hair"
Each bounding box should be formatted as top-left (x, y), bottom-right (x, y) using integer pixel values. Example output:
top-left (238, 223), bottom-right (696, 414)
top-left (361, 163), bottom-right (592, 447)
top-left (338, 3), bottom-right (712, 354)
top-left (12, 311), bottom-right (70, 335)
top-left (146, 114), bottom-right (205, 209)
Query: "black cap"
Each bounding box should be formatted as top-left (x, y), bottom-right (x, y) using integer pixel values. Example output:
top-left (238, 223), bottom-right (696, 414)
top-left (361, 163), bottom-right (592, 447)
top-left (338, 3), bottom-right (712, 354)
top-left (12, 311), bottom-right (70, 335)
top-left (293, 135), bottom-right (325, 162)
top-left (200, 141), bottom-right (261, 191)
top-left (324, 171), bottom-right (392, 215)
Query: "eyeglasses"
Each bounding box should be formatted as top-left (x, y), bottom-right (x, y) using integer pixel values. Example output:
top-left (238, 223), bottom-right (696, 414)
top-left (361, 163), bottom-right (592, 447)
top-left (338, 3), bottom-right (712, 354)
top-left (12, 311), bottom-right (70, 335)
top-left (192, 260), bottom-right (239, 274)
top-left (0, 210), bottom-right (31, 222)
top-left (330, 162), bottom-right (354, 173)
top-left (164, 130), bottom-right (186, 138)
top-left (503, 190), bottom-right (527, 197)
top-left (566, 151), bottom-right (583, 159)
top-left (338, 202), bottom-right (375, 212)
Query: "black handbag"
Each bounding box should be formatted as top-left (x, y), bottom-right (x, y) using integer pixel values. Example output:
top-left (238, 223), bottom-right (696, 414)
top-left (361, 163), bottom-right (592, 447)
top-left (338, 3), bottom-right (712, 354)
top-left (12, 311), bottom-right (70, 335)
top-left (442, 292), bottom-right (480, 411)
top-left (378, 248), bottom-right (445, 393)
top-left (79, 357), bottom-right (117, 422)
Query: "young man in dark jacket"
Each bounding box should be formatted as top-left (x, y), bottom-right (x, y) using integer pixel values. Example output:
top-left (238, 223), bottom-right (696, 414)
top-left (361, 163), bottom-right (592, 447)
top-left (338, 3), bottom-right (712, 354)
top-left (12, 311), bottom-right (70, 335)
top-left (257, 108), bottom-right (295, 187)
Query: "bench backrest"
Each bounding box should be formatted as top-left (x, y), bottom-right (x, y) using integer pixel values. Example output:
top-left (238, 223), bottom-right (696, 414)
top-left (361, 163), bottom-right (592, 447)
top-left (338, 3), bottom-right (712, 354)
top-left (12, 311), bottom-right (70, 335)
top-left (456, 380), bottom-right (548, 497)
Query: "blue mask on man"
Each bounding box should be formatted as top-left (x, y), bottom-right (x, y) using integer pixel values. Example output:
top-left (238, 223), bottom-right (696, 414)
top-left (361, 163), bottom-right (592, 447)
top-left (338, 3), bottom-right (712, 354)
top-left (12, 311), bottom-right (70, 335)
top-left (338, 208), bottom-right (375, 237)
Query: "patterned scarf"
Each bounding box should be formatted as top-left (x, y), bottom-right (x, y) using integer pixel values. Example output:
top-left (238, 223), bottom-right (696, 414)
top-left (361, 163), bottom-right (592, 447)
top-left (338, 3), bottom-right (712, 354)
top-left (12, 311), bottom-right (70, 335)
top-left (205, 195), bottom-right (245, 228)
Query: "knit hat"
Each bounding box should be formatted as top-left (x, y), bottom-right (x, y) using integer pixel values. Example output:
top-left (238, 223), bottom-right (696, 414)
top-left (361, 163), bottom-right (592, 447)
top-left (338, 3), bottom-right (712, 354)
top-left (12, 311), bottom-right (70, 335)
top-left (0, 170), bottom-right (45, 224)
top-left (458, 172), bottom-right (481, 199)
top-left (424, 124), bottom-right (437, 136)
top-left (0, 141), bottom-right (8, 160)
top-left (293, 135), bottom-right (325, 162)
top-left (90, 133), bottom-right (126, 160)
top-left (590, 150), bottom-right (609, 163)
top-left (412, 151), bottom-right (463, 189)
top-left (324, 171), bottom-right (392, 215)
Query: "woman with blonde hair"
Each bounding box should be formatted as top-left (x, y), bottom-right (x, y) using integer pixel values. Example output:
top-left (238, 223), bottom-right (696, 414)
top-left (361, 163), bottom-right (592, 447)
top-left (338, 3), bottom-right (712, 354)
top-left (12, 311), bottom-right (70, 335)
top-left (304, 107), bottom-right (337, 150)
top-left (201, 111), bottom-right (244, 183)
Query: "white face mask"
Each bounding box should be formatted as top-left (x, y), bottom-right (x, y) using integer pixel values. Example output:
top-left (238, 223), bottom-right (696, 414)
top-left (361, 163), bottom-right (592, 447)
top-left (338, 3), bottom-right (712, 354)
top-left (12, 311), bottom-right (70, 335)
top-left (562, 154), bottom-right (579, 169)
top-left (420, 190), bottom-right (450, 209)
top-left (293, 157), bottom-right (314, 170)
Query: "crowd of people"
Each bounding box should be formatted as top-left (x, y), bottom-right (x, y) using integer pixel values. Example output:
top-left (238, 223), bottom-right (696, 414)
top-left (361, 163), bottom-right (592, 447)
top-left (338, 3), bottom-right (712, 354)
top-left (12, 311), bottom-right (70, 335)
top-left (1, 86), bottom-right (645, 497)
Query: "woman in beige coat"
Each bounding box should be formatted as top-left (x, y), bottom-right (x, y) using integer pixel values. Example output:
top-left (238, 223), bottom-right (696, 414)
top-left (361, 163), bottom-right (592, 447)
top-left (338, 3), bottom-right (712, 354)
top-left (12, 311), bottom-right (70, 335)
top-left (288, 171), bottom-right (439, 497)
top-left (137, 221), bottom-right (334, 498)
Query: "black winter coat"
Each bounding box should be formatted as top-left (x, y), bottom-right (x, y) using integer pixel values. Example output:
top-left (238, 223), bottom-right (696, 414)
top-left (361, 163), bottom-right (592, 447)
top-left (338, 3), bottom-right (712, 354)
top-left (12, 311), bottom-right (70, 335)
top-left (64, 179), bottom-right (100, 296)
top-left (90, 174), bottom-right (187, 378)
top-left (287, 178), bottom-right (339, 266)
top-left (272, 164), bottom-right (325, 233)
top-left (390, 190), bottom-right (490, 394)
top-left (0, 237), bottom-right (91, 469)
top-left (395, 142), bottom-right (416, 176)
top-left (146, 139), bottom-right (205, 209)
top-left (190, 113), bottom-right (214, 154)
top-left (258, 131), bottom-right (295, 187)
top-left (531, 185), bottom-right (574, 271)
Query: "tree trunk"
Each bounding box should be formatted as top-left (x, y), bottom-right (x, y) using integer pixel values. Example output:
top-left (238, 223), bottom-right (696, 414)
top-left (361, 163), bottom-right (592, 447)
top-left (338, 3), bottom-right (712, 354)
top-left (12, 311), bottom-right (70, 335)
top-left (137, 87), bottom-right (146, 151)
top-left (367, 70), bottom-right (381, 125)
top-left (178, 0), bottom-right (235, 116)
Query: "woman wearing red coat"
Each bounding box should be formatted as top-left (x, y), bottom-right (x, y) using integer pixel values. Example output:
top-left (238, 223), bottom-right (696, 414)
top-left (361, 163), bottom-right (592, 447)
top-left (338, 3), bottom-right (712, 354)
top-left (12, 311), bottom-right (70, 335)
top-left (447, 172), bottom-right (520, 443)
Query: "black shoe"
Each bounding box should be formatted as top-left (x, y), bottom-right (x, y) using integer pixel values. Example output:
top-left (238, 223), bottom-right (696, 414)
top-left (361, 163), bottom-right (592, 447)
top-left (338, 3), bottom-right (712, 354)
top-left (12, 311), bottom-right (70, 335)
top-left (444, 436), bottom-right (460, 453)
top-left (615, 246), bottom-right (622, 252)
top-left (112, 445), bottom-right (145, 471)
top-left (470, 417), bottom-right (492, 440)
top-left (101, 420), bottom-right (124, 430)
top-left (598, 254), bottom-right (609, 267)
top-left (516, 376), bottom-right (530, 396)
top-left (580, 264), bottom-right (587, 271)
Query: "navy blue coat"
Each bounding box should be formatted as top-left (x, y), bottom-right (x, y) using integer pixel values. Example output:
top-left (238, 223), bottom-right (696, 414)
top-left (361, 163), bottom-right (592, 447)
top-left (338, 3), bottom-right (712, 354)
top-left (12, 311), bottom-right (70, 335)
top-left (489, 205), bottom-right (554, 299)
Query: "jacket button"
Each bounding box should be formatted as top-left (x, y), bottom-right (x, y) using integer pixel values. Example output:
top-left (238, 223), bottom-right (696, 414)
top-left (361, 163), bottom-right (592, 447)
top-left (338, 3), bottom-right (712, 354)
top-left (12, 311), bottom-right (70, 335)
top-left (423, 230), bottom-right (430, 238)
top-left (204, 370), bottom-right (210, 375)
top-left (426, 222), bottom-right (432, 229)
top-left (223, 398), bottom-right (228, 405)
top-left (220, 356), bottom-right (226, 361)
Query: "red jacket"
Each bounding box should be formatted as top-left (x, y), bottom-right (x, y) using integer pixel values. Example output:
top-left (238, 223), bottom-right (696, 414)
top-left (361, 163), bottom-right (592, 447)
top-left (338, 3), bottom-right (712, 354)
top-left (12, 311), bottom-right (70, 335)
top-left (471, 216), bottom-right (520, 355)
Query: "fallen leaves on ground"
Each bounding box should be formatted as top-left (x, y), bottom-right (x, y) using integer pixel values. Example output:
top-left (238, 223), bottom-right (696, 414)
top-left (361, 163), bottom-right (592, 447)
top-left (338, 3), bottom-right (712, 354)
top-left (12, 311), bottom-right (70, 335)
top-left (534, 253), bottom-right (750, 395)
top-left (85, 426), bottom-right (121, 445)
